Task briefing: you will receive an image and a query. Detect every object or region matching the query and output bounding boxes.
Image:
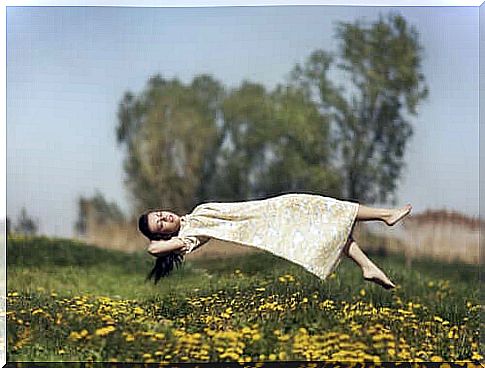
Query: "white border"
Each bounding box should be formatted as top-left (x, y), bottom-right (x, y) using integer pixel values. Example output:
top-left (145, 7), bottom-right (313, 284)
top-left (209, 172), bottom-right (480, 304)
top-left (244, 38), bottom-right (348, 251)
top-left (2, 0), bottom-right (484, 6)
top-left (1, 4), bottom-right (5, 222)
top-left (0, 4), bottom-right (5, 368)
top-left (0, 1), bottom-right (483, 367)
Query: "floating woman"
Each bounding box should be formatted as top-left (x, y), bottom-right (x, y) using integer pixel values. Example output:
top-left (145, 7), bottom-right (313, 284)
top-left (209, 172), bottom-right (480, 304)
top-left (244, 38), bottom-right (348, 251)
top-left (138, 193), bottom-right (412, 290)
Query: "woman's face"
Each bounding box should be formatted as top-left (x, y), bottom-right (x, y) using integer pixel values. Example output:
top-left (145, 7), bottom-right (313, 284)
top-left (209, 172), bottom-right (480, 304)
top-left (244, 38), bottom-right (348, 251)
top-left (147, 210), bottom-right (181, 235)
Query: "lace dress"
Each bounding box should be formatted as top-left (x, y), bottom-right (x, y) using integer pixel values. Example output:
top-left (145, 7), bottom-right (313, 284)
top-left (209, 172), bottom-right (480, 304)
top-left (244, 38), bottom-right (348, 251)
top-left (175, 193), bottom-right (359, 280)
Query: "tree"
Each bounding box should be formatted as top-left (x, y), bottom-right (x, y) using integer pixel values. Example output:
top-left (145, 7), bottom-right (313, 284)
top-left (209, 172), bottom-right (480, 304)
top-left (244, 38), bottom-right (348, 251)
top-left (263, 84), bottom-right (342, 197)
top-left (210, 81), bottom-right (275, 200)
top-left (116, 74), bottom-right (225, 214)
top-left (75, 190), bottom-right (125, 236)
top-left (290, 12), bottom-right (429, 204)
top-left (15, 207), bottom-right (38, 236)
top-left (190, 75), bottom-right (227, 203)
top-left (213, 80), bottom-right (342, 200)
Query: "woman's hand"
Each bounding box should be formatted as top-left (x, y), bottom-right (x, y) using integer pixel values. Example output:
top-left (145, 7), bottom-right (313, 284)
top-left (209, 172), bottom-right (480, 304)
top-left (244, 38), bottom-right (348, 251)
top-left (147, 240), bottom-right (159, 257)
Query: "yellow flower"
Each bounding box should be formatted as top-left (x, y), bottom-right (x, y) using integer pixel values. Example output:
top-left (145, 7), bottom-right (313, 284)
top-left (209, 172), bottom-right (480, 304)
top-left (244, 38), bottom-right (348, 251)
top-left (252, 333), bottom-right (261, 341)
top-left (430, 355), bottom-right (443, 362)
top-left (32, 309), bottom-right (44, 315)
top-left (471, 352), bottom-right (483, 361)
top-left (278, 334), bottom-right (291, 342)
top-left (360, 289), bottom-right (366, 297)
top-left (95, 325), bottom-right (116, 336)
top-left (69, 331), bottom-right (82, 340)
top-left (268, 354), bottom-right (277, 361)
top-left (133, 307), bottom-right (144, 315)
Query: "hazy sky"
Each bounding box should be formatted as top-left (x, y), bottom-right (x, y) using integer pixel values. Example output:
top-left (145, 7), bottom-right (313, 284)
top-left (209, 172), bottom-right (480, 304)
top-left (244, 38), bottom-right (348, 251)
top-left (6, 5), bottom-right (479, 237)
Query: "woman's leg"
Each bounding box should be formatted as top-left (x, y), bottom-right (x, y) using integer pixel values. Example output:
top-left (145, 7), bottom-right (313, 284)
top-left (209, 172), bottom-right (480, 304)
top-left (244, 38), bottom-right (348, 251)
top-left (356, 203), bottom-right (412, 226)
top-left (343, 236), bottom-right (396, 289)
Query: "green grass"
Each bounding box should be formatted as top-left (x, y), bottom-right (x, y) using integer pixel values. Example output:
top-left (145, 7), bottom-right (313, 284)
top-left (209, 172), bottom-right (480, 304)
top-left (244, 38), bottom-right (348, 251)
top-left (6, 235), bottom-right (482, 363)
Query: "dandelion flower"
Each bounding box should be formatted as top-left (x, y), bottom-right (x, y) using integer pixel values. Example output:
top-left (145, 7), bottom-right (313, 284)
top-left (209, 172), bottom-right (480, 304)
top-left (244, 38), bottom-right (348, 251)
top-left (95, 325), bottom-right (116, 336)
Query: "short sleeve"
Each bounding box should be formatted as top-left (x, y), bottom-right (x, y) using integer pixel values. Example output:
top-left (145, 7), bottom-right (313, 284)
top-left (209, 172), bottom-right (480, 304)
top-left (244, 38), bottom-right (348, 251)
top-left (176, 236), bottom-right (210, 255)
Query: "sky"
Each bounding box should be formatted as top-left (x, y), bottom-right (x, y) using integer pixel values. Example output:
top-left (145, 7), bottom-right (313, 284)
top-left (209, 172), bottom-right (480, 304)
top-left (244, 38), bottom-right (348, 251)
top-left (5, 4), bottom-right (480, 238)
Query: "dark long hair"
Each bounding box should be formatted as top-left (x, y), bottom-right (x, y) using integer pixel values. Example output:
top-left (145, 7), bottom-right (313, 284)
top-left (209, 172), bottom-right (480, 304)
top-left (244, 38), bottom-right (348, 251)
top-left (138, 209), bottom-right (185, 284)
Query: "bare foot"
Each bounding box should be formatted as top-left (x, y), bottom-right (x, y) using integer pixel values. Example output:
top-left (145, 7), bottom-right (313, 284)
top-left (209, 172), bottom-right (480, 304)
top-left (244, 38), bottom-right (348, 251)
top-left (362, 267), bottom-right (396, 290)
top-left (385, 204), bottom-right (412, 226)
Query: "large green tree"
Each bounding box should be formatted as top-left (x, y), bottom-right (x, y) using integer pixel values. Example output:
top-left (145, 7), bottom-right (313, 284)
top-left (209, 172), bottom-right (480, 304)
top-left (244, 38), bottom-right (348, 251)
top-left (263, 84), bottom-right (342, 197)
top-left (116, 74), bottom-right (225, 214)
top-left (260, 85), bottom-right (341, 196)
top-left (290, 12), bottom-right (429, 204)
top-left (210, 81), bottom-right (342, 201)
top-left (210, 81), bottom-right (275, 200)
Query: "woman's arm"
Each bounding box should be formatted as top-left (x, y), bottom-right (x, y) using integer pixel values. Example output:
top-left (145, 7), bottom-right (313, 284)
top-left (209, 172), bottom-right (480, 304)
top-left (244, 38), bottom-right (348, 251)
top-left (147, 238), bottom-right (185, 257)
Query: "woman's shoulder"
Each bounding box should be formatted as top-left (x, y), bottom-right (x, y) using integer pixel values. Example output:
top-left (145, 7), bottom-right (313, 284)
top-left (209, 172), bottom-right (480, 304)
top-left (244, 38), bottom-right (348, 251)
top-left (191, 200), bottom-right (227, 213)
top-left (267, 192), bottom-right (321, 201)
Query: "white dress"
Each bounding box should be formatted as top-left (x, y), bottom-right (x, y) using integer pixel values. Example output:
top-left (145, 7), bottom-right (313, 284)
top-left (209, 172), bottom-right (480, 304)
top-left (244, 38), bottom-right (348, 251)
top-left (175, 193), bottom-right (359, 280)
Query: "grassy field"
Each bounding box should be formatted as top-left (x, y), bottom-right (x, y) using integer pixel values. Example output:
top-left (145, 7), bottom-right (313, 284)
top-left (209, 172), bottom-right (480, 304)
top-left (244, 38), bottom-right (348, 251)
top-left (6, 235), bottom-right (483, 363)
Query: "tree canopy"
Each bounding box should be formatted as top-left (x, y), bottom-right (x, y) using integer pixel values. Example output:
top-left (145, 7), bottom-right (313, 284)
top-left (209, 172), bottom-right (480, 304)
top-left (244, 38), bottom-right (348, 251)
top-left (289, 12), bottom-right (428, 203)
top-left (116, 74), bottom-right (224, 214)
